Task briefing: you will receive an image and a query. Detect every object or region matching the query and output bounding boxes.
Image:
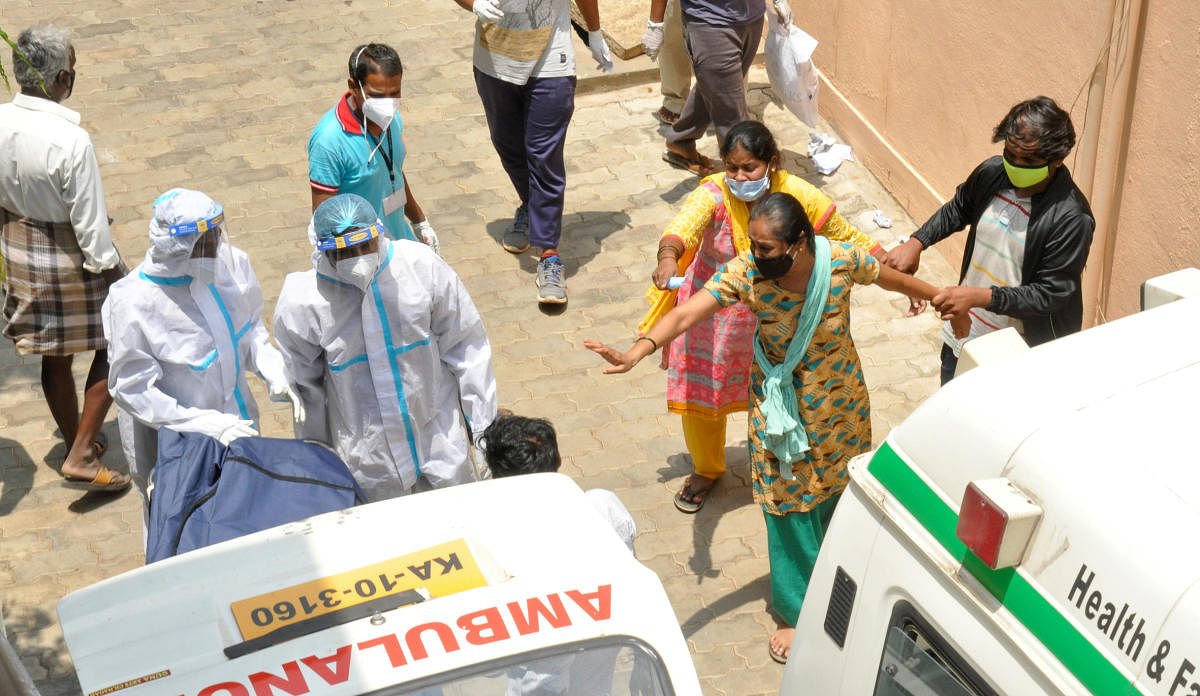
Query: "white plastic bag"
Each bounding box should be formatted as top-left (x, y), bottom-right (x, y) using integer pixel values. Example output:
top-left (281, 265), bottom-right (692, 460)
top-left (765, 21), bottom-right (820, 127)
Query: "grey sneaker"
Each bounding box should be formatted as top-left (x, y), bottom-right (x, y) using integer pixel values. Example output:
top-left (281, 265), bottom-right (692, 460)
top-left (536, 255), bottom-right (567, 304)
top-left (502, 205), bottom-right (530, 253)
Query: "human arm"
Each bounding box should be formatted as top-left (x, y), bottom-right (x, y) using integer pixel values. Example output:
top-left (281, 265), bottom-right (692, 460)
top-left (272, 279), bottom-right (331, 442)
top-left (311, 187), bottom-right (336, 212)
top-left (576, 0), bottom-right (613, 71)
top-left (642, 0), bottom-right (668, 59)
top-left (576, 0), bottom-right (601, 31)
top-left (771, 0), bottom-right (793, 25)
top-left (652, 185), bottom-right (718, 288)
top-left (788, 176), bottom-right (886, 259)
top-left (102, 294), bottom-right (245, 438)
top-left (66, 138), bottom-right (121, 273)
top-left (889, 158), bottom-right (993, 273)
top-left (403, 174), bottom-right (440, 253)
top-left (648, 0), bottom-right (666, 23)
top-left (428, 255), bottom-right (498, 436)
top-left (585, 290), bottom-right (723, 374)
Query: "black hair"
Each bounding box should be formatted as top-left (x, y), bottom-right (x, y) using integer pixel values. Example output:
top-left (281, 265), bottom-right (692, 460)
top-left (348, 43), bottom-right (403, 83)
top-left (720, 120), bottom-right (779, 164)
top-left (992, 96), bottom-right (1076, 162)
top-left (481, 415), bottom-right (560, 477)
top-left (750, 192), bottom-right (815, 252)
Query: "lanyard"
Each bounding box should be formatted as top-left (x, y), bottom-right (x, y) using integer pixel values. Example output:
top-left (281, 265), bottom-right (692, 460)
top-left (360, 112), bottom-right (397, 192)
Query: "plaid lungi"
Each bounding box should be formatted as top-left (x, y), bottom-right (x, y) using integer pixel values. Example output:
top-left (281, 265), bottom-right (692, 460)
top-left (1, 207), bottom-right (114, 356)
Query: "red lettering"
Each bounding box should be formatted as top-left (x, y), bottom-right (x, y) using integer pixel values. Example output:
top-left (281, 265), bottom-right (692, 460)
top-left (248, 661), bottom-right (308, 696)
top-left (457, 606), bottom-right (511, 645)
top-left (198, 684), bottom-right (250, 696)
top-left (405, 621), bottom-right (461, 660)
top-left (358, 634), bottom-right (407, 668)
top-left (300, 645), bottom-right (352, 685)
top-left (566, 585), bottom-right (612, 621)
top-left (507, 595), bottom-right (572, 635)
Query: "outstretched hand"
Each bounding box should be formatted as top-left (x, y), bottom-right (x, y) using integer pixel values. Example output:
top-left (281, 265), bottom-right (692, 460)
top-left (584, 339), bottom-right (637, 374)
top-left (905, 297), bottom-right (927, 317)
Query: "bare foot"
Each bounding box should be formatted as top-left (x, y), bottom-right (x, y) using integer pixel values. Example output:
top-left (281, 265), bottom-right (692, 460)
top-left (61, 449), bottom-right (102, 481)
top-left (769, 627), bottom-right (795, 664)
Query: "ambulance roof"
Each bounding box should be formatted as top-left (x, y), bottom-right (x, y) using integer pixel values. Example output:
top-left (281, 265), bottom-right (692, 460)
top-left (879, 296), bottom-right (1200, 695)
top-left (58, 473), bottom-right (696, 696)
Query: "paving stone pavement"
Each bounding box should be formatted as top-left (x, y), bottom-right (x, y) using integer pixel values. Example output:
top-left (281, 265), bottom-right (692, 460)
top-left (0, 2), bottom-right (959, 694)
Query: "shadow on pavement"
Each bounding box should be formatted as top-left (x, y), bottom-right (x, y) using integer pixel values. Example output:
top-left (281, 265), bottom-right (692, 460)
top-left (483, 210), bottom-right (631, 281)
top-left (5, 605), bottom-right (80, 696)
top-left (658, 445), bottom-right (754, 581)
top-left (680, 573), bottom-right (771, 639)
top-left (0, 438), bottom-right (36, 517)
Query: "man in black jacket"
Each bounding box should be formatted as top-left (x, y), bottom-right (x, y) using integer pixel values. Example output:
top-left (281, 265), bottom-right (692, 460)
top-left (887, 96), bottom-right (1095, 384)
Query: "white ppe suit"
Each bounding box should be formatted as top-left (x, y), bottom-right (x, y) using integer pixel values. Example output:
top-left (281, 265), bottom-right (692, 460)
top-left (102, 213), bottom-right (291, 498)
top-left (273, 237), bottom-right (497, 501)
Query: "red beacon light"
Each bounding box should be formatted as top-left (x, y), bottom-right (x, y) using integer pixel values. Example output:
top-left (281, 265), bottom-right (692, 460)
top-left (955, 478), bottom-right (1043, 570)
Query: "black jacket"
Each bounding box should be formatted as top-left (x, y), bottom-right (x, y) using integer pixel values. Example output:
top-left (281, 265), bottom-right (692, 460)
top-left (913, 156), bottom-right (1095, 346)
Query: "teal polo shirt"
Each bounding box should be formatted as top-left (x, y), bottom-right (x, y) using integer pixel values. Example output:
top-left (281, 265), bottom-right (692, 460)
top-left (307, 93), bottom-right (416, 242)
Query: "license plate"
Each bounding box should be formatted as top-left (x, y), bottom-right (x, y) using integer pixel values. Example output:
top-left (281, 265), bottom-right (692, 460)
top-left (230, 539), bottom-right (486, 641)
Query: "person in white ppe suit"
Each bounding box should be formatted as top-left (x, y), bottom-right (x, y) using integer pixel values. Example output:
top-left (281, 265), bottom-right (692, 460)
top-left (102, 188), bottom-right (302, 504)
top-left (274, 193), bottom-right (497, 501)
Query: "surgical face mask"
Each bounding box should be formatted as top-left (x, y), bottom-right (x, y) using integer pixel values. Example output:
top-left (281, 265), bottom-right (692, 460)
top-left (752, 243), bottom-right (797, 280)
top-left (334, 252), bottom-right (381, 291)
top-left (359, 84), bottom-right (399, 130)
top-left (726, 173), bottom-right (771, 202)
top-left (1003, 155), bottom-right (1049, 189)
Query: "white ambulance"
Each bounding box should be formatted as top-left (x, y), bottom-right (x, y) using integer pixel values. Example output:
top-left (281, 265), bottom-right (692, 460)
top-left (782, 270), bottom-right (1200, 695)
top-left (57, 473), bottom-right (701, 696)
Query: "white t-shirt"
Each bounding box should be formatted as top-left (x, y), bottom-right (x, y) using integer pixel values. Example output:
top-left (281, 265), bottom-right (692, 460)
top-left (472, 0), bottom-right (576, 85)
top-left (943, 190), bottom-right (1030, 356)
top-left (0, 94), bottom-right (119, 272)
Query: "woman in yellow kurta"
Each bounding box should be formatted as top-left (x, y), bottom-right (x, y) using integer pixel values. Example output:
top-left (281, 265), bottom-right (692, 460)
top-left (590, 192), bottom-right (959, 664)
top-left (644, 120), bottom-right (884, 513)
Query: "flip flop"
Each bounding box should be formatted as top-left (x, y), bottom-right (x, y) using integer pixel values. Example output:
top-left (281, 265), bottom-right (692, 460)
top-left (654, 107), bottom-right (680, 126)
top-left (62, 464), bottom-right (131, 492)
top-left (673, 475), bottom-right (716, 514)
top-left (769, 627), bottom-right (794, 664)
top-left (662, 149), bottom-right (714, 177)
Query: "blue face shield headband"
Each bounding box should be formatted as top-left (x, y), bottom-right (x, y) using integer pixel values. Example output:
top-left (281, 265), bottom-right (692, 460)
top-left (315, 222), bottom-right (385, 251)
top-left (167, 209), bottom-right (225, 237)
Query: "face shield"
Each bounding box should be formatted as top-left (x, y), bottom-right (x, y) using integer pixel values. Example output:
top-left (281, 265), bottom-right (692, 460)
top-left (147, 189), bottom-right (233, 281)
top-left (310, 193), bottom-right (388, 290)
top-left (318, 221), bottom-right (385, 290)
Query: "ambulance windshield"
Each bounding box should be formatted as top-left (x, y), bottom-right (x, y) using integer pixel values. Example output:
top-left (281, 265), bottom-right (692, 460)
top-left (381, 637), bottom-right (673, 696)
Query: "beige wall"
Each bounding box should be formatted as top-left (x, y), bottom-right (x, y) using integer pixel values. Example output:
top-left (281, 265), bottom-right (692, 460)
top-left (791, 0), bottom-right (1200, 323)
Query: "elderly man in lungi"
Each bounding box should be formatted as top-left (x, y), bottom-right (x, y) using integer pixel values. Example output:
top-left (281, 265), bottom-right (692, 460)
top-left (0, 26), bottom-right (130, 491)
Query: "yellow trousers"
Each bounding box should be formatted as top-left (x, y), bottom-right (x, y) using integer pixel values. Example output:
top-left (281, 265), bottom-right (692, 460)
top-left (681, 414), bottom-right (727, 479)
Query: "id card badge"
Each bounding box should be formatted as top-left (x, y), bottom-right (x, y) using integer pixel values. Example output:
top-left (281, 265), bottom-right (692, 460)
top-left (382, 189), bottom-right (407, 216)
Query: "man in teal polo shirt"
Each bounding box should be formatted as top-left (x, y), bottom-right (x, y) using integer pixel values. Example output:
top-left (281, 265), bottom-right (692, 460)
top-left (308, 43), bottom-right (439, 251)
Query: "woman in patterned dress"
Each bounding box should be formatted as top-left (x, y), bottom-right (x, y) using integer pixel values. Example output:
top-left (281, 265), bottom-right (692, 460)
top-left (589, 193), bottom-right (964, 664)
top-left (643, 120), bottom-right (885, 513)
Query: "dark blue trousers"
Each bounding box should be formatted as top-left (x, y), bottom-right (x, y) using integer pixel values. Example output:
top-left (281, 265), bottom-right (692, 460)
top-left (473, 68), bottom-right (576, 251)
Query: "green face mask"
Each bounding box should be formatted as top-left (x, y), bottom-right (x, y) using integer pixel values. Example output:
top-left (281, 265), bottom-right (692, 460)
top-left (1003, 156), bottom-right (1049, 189)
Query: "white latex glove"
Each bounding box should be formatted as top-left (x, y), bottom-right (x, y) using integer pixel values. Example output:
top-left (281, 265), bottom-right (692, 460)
top-left (218, 420), bottom-right (259, 445)
top-left (414, 220), bottom-right (440, 256)
top-left (773, 0), bottom-right (793, 25)
top-left (269, 382), bottom-right (306, 425)
top-left (641, 20), bottom-right (664, 61)
top-left (472, 0), bottom-right (504, 24)
top-left (587, 29), bottom-right (613, 72)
